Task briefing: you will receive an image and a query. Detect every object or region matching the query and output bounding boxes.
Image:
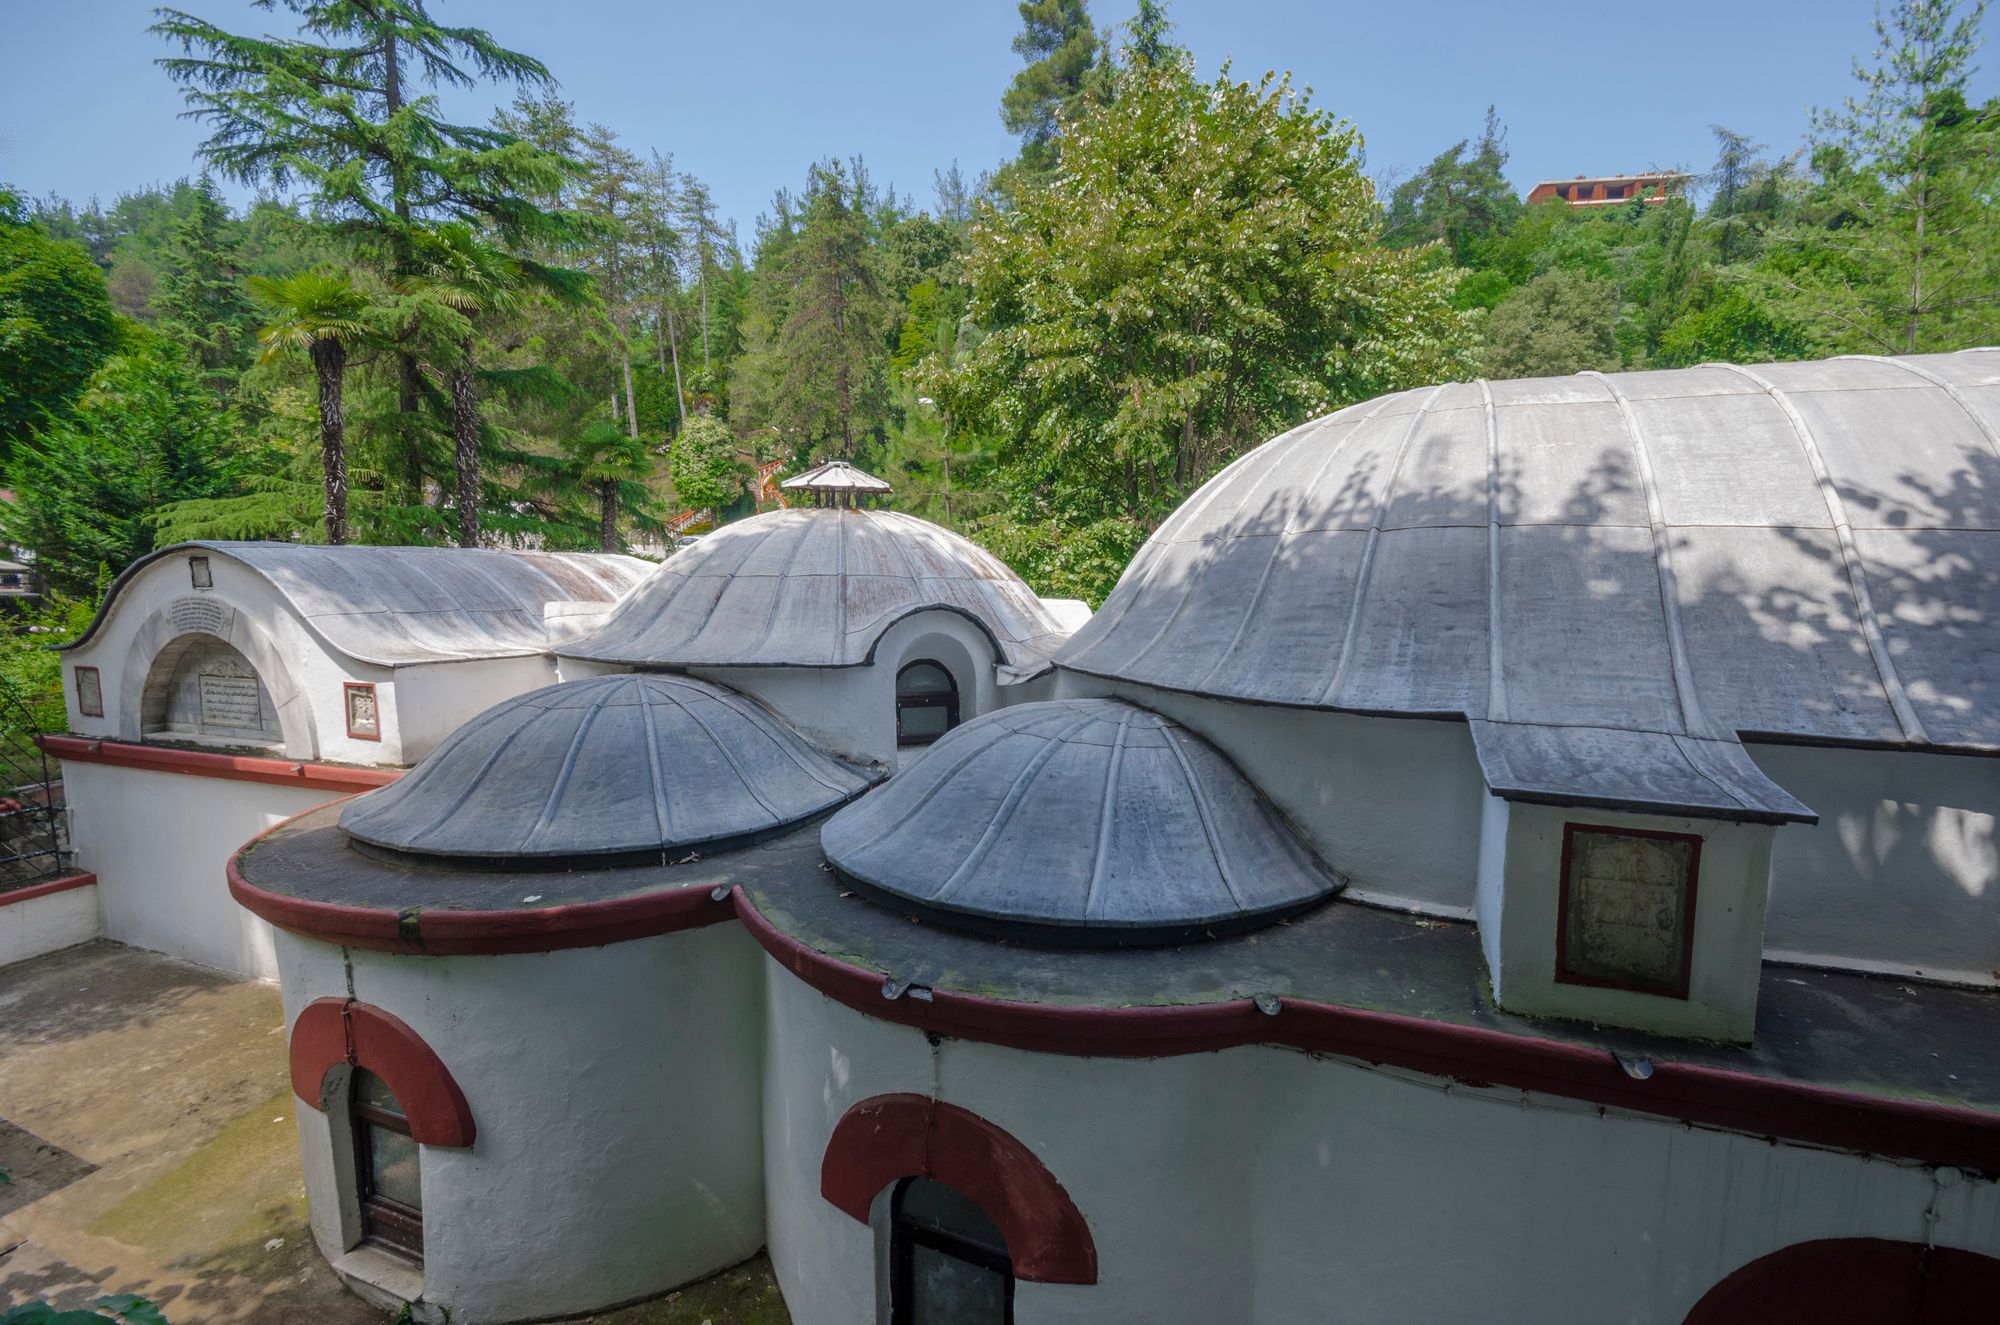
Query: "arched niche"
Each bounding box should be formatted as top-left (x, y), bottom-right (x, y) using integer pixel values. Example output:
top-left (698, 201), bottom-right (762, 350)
top-left (140, 634), bottom-right (284, 747)
top-left (892, 627), bottom-right (984, 739)
top-left (115, 596), bottom-right (317, 758)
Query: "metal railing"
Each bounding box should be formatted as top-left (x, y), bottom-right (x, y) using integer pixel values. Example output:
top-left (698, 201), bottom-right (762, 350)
top-left (0, 684), bottom-right (69, 890)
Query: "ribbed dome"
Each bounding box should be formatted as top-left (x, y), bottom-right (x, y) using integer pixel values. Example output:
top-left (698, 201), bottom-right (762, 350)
top-left (820, 699), bottom-right (1343, 945)
top-left (340, 674), bottom-right (880, 866)
top-left (558, 508), bottom-right (1071, 669)
top-left (1054, 352), bottom-right (2000, 822)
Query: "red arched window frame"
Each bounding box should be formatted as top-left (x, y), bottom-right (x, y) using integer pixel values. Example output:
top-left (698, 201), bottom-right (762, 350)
top-left (289, 997), bottom-right (475, 1148)
top-left (820, 1093), bottom-right (1095, 1285)
top-left (1684, 1238), bottom-right (2000, 1324)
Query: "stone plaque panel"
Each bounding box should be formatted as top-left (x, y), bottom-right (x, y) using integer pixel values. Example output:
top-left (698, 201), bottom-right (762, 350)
top-left (197, 671), bottom-right (265, 730)
top-left (169, 596), bottom-right (227, 638)
top-left (1556, 825), bottom-right (1700, 997)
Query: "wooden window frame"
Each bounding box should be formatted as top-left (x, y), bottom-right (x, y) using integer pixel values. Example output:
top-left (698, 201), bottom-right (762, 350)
top-left (895, 661), bottom-right (960, 746)
top-left (1554, 821), bottom-right (1702, 1000)
top-left (352, 1082), bottom-right (424, 1260)
top-left (74, 666), bottom-right (104, 719)
top-left (343, 681), bottom-right (381, 742)
top-left (889, 1178), bottom-right (1014, 1325)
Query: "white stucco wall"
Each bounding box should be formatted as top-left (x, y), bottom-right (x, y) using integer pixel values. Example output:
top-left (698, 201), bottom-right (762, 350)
top-left (391, 655), bottom-right (558, 764)
top-left (1057, 676), bottom-right (1488, 914)
top-left (0, 879), bottom-right (98, 966)
top-left (762, 967), bottom-right (2000, 1325)
top-left (61, 550), bottom-right (572, 767)
top-left (1750, 743), bottom-right (2000, 985)
top-left (278, 923), bottom-right (768, 1324)
top-left (63, 762), bottom-right (335, 979)
top-left (1480, 802), bottom-right (1774, 1042)
top-left (695, 609), bottom-right (1009, 768)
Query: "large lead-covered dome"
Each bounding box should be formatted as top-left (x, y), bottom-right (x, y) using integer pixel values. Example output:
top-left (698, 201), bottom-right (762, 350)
top-left (560, 508), bottom-right (1070, 670)
top-left (1054, 352), bottom-right (2000, 822)
top-left (340, 674), bottom-right (880, 866)
top-left (820, 699), bottom-right (1343, 945)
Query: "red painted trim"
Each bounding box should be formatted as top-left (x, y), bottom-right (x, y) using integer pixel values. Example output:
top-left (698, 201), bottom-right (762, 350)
top-left (0, 872), bottom-right (97, 908)
top-left (73, 666), bottom-right (103, 718)
top-left (290, 996), bottom-right (475, 1148)
top-left (1682, 1238), bottom-right (2000, 1324)
top-left (39, 734), bottom-right (400, 793)
top-left (343, 681), bottom-right (381, 742)
top-left (1555, 821), bottom-right (1702, 999)
top-left (227, 835), bottom-right (735, 956)
top-left (731, 887), bottom-right (2000, 1174)
top-left (822, 1093), bottom-right (1096, 1285)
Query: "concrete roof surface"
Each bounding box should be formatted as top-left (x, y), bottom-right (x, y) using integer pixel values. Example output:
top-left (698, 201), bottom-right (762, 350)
top-left (67, 541), bottom-right (654, 666)
top-left (340, 674), bottom-right (881, 863)
top-left (560, 508), bottom-right (1072, 669)
top-left (1056, 352), bottom-right (2000, 818)
top-left (822, 699), bottom-right (1344, 943)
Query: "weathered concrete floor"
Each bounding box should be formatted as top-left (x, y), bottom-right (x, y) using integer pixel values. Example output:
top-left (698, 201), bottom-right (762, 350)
top-left (0, 942), bottom-right (789, 1324)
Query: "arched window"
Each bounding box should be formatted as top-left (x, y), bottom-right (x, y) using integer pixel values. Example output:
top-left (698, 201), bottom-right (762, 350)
top-left (891, 1177), bottom-right (1012, 1324)
top-left (896, 661), bottom-right (960, 746)
top-left (352, 1068), bottom-right (423, 1259)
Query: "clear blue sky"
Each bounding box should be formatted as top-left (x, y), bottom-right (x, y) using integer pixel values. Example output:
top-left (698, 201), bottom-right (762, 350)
top-left (4, 0), bottom-right (1995, 239)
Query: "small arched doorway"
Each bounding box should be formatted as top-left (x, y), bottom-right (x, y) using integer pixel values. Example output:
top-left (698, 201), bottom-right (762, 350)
top-left (895, 660), bottom-right (961, 746)
top-left (889, 1176), bottom-right (1013, 1324)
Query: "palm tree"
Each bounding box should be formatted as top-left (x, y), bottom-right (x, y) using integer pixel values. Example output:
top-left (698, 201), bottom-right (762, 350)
top-left (403, 224), bottom-right (526, 548)
top-left (248, 270), bottom-right (369, 544)
top-left (564, 418), bottom-right (654, 551)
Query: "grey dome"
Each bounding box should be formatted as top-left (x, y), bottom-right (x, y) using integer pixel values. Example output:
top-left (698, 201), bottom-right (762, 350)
top-left (340, 674), bottom-right (880, 865)
top-left (559, 508), bottom-right (1070, 670)
top-left (819, 699), bottom-right (1343, 945)
top-left (1055, 352), bottom-right (2000, 822)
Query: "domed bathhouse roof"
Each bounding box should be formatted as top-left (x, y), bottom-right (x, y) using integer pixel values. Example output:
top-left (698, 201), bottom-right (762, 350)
top-left (1055, 351), bottom-right (2000, 823)
top-left (819, 698), bottom-right (1344, 945)
top-left (560, 507), bottom-right (1072, 670)
top-left (341, 673), bottom-right (880, 867)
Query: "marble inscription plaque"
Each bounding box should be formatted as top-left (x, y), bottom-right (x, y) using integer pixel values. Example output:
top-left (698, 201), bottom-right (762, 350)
top-left (1559, 828), bottom-right (1696, 995)
top-left (197, 672), bottom-right (264, 729)
top-left (169, 596), bottom-right (227, 637)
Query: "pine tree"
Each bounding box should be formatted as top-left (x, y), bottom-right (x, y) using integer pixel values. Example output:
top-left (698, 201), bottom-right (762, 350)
top-left (154, 0), bottom-right (585, 512)
top-left (1774, 0), bottom-right (2000, 351)
top-left (153, 177), bottom-right (257, 402)
top-left (772, 162), bottom-right (889, 459)
top-left (1000, 0), bottom-right (1103, 177)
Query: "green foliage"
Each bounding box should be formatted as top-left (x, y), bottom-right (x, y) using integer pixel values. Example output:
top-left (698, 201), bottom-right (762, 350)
top-left (1000, 0), bottom-right (1104, 176)
top-left (1657, 284), bottom-right (1817, 367)
top-left (1, 1293), bottom-right (168, 1325)
top-left (667, 415), bottom-right (742, 511)
top-left (1755, 0), bottom-right (2000, 352)
top-left (1382, 107), bottom-right (1523, 266)
top-left (970, 513), bottom-right (1147, 608)
top-left (1480, 269), bottom-right (1622, 379)
top-left (0, 193), bottom-right (120, 457)
top-left (936, 56), bottom-right (1474, 532)
top-left (152, 177), bottom-right (258, 399)
top-left (4, 348), bottom-right (244, 594)
top-left (0, 586), bottom-right (98, 753)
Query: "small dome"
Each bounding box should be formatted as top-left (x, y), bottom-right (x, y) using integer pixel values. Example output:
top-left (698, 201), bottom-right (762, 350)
top-left (820, 699), bottom-right (1343, 945)
top-left (560, 508), bottom-right (1070, 670)
top-left (340, 674), bottom-right (879, 866)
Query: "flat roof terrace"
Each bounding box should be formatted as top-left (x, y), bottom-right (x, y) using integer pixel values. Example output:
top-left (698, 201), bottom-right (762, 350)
top-left (237, 805), bottom-right (2000, 1175)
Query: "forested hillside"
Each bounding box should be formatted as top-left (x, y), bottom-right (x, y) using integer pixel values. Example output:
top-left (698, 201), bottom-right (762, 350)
top-left (2, 0), bottom-right (1994, 606)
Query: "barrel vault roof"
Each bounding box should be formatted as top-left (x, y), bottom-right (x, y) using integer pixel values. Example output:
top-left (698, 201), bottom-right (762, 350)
top-left (1054, 351), bottom-right (2000, 821)
top-left (68, 541), bottom-right (653, 667)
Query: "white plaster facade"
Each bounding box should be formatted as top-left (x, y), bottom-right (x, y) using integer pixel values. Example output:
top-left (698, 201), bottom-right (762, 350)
top-left (0, 877), bottom-right (97, 966)
top-left (64, 762), bottom-right (335, 980)
top-left (761, 966), bottom-right (2000, 1325)
top-left (277, 923), bottom-right (768, 1324)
